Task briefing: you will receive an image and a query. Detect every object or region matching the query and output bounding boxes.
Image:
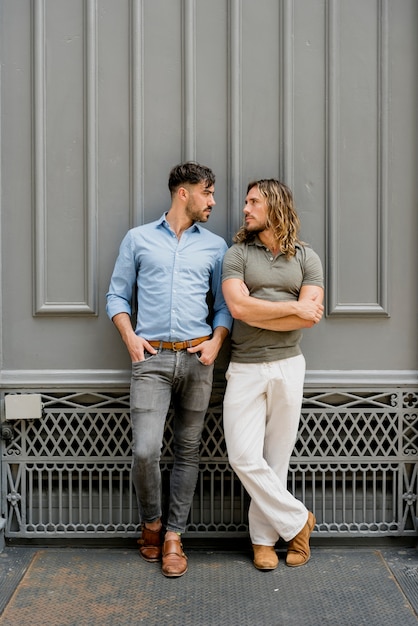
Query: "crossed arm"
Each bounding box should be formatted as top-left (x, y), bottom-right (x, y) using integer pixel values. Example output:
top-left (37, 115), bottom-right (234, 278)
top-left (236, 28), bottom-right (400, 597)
top-left (221, 278), bottom-right (324, 331)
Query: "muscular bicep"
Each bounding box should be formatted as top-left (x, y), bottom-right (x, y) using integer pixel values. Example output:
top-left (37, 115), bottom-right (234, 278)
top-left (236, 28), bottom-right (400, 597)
top-left (222, 278), bottom-right (247, 318)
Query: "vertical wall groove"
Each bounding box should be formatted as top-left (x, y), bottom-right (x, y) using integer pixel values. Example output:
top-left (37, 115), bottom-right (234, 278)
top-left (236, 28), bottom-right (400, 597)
top-left (325, 0), bottom-right (339, 317)
top-left (182, 0), bottom-right (196, 162)
top-left (0, 60), bottom-right (2, 370)
top-left (377, 0), bottom-right (389, 315)
top-left (130, 0), bottom-right (144, 227)
top-left (85, 0), bottom-right (98, 315)
top-left (228, 0), bottom-right (242, 241)
top-left (326, 0), bottom-right (389, 317)
top-left (33, 0), bottom-right (98, 315)
top-left (33, 0), bottom-right (47, 314)
top-left (280, 0), bottom-right (294, 187)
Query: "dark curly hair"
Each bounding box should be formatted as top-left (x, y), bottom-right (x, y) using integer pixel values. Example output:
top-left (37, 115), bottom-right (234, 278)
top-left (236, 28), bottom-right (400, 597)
top-left (168, 162), bottom-right (215, 195)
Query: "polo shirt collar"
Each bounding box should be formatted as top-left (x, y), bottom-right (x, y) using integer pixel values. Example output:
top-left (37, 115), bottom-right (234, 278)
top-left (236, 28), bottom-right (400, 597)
top-left (248, 235), bottom-right (302, 253)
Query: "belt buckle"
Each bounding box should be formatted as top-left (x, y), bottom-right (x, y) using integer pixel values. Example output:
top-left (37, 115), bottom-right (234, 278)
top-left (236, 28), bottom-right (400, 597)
top-left (172, 341), bottom-right (181, 352)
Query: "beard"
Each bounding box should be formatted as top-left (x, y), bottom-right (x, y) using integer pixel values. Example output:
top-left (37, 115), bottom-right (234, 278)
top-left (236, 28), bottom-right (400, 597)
top-left (244, 219), bottom-right (267, 233)
top-left (185, 204), bottom-right (211, 223)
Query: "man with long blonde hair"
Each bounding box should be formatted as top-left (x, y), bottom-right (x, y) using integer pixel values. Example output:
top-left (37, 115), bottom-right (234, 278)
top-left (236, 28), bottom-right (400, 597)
top-left (222, 179), bottom-right (324, 570)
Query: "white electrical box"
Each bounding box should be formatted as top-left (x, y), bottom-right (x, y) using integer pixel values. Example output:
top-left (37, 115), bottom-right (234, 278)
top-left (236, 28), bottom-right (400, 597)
top-left (5, 394), bottom-right (43, 420)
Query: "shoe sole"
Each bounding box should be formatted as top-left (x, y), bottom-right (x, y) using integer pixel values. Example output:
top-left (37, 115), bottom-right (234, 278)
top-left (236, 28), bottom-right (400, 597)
top-left (253, 563), bottom-right (278, 571)
top-left (162, 566), bottom-right (188, 578)
top-left (139, 551), bottom-right (161, 563)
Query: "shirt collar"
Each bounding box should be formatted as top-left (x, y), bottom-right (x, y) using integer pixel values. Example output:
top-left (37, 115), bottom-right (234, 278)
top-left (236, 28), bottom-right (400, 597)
top-left (158, 212), bottom-right (201, 234)
top-left (248, 235), bottom-right (271, 250)
top-left (249, 235), bottom-right (302, 252)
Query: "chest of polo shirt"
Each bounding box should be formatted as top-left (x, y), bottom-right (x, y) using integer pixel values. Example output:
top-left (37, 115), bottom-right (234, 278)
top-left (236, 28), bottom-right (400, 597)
top-left (244, 245), bottom-right (304, 300)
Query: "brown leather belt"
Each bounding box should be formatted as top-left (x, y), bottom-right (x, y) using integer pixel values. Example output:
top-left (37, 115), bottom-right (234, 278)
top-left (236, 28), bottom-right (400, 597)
top-left (148, 336), bottom-right (210, 351)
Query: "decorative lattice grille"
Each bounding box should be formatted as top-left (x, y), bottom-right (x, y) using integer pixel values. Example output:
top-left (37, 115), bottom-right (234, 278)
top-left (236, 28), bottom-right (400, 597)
top-left (1, 386), bottom-right (417, 539)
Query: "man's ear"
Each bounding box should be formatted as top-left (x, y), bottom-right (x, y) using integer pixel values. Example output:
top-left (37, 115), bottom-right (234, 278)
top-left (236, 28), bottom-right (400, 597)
top-left (177, 186), bottom-right (189, 201)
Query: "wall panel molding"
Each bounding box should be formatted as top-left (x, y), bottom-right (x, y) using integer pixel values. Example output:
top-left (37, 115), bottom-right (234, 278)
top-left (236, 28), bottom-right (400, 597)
top-left (32, 0), bottom-right (98, 315)
top-left (0, 369), bottom-right (416, 390)
top-left (326, 0), bottom-right (389, 317)
top-left (279, 0), bottom-right (294, 187)
top-left (227, 0), bottom-right (242, 241)
top-left (130, 0), bottom-right (144, 227)
top-left (182, 0), bottom-right (196, 162)
top-left (0, 60), bottom-right (3, 370)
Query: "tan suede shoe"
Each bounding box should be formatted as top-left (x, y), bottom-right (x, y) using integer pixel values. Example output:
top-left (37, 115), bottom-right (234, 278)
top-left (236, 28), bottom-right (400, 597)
top-left (252, 544), bottom-right (279, 570)
top-left (137, 524), bottom-right (163, 562)
top-left (286, 511), bottom-right (316, 567)
top-left (162, 537), bottom-right (188, 577)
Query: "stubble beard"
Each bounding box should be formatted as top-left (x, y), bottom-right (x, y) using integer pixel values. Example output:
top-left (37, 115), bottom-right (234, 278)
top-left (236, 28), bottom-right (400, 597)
top-left (186, 204), bottom-right (211, 223)
top-left (245, 220), bottom-right (267, 234)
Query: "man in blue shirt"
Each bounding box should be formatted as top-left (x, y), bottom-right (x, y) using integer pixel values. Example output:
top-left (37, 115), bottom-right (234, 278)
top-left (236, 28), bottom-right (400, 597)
top-left (106, 162), bottom-right (232, 578)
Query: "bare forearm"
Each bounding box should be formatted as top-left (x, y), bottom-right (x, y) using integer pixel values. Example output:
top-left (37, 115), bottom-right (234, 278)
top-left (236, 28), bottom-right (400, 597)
top-left (112, 312), bottom-right (136, 343)
top-left (222, 279), bottom-right (323, 324)
top-left (245, 315), bottom-right (314, 331)
top-left (226, 294), bottom-right (300, 323)
top-left (241, 285), bottom-right (324, 331)
top-left (212, 325), bottom-right (229, 348)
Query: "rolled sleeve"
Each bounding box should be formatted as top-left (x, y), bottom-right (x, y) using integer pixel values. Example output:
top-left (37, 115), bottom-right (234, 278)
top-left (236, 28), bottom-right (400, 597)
top-left (211, 246), bottom-right (233, 332)
top-left (106, 231), bottom-right (137, 320)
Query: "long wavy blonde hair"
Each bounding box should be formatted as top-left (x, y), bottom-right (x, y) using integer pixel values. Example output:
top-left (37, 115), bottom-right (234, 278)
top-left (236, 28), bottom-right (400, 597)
top-left (233, 179), bottom-right (302, 258)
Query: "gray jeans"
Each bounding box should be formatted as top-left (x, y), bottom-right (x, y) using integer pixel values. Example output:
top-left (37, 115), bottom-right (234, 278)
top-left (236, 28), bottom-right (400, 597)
top-left (130, 349), bottom-right (214, 533)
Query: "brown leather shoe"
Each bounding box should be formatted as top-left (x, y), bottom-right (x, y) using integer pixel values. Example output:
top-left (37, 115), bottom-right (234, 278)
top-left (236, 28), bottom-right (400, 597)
top-left (286, 511), bottom-right (316, 567)
top-left (161, 537), bottom-right (188, 577)
top-left (137, 524), bottom-right (163, 562)
top-left (252, 545), bottom-right (279, 571)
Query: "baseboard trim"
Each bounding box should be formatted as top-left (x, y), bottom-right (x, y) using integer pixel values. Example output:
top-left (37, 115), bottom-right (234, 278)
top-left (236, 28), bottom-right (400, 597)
top-left (0, 369), bottom-right (417, 389)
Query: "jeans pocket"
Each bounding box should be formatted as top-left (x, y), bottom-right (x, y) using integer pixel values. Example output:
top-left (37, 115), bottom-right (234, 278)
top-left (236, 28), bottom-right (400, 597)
top-left (193, 352), bottom-right (215, 369)
top-left (132, 352), bottom-right (156, 365)
top-left (131, 353), bottom-right (157, 377)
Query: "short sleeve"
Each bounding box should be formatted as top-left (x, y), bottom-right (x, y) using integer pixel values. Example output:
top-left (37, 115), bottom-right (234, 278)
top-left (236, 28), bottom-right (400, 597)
top-left (301, 247), bottom-right (324, 288)
top-left (222, 244), bottom-right (246, 282)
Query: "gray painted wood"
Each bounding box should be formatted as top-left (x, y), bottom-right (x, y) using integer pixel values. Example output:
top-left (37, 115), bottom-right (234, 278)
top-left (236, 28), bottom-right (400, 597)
top-left (0, 0), bottom-right (417, 383)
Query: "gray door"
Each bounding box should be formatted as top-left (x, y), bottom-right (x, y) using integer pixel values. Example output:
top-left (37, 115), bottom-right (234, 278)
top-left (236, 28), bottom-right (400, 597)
top-left (1, 1), bottom-right (417, 541)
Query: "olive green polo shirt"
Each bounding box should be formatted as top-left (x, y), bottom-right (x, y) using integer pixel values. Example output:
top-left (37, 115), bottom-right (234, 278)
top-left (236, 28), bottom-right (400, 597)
top-left (222, 238), bottom-right (324, 363)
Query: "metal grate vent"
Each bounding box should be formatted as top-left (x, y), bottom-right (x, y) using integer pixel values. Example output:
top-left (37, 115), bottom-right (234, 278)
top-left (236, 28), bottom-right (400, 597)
top-left (1, 386), bottom-right (417, 539)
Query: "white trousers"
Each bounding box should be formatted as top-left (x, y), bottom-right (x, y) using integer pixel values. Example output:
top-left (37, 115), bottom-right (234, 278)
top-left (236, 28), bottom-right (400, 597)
top-left (223, 354), bottom-right (308, 544)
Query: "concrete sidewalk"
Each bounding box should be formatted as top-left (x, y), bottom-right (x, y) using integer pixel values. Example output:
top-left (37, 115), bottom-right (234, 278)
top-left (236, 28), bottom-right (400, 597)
top-left (0, 543), bottom-right (417, 625)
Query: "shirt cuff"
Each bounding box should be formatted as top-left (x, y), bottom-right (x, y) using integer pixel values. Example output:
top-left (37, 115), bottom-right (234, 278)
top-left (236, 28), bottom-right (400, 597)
top-left (213, 312), bottom-right (233, 333)
top-left (106, 301), bottom-right (132, 321)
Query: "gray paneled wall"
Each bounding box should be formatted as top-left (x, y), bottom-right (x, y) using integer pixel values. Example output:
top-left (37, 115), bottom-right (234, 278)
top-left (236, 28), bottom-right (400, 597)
top-left (0, 0), bottom-right (417, 384)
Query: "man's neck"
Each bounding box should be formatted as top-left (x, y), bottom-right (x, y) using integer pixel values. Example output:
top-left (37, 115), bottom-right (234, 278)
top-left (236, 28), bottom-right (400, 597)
top-left (165, 208), bottom-right (194, 239)
top-left (258, 230), bottom-right (279, 255)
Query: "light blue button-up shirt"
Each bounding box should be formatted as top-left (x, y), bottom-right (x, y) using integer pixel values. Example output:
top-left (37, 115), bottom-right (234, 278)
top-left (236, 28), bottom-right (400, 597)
top-left (106, 214), bottom-right (232, 341)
